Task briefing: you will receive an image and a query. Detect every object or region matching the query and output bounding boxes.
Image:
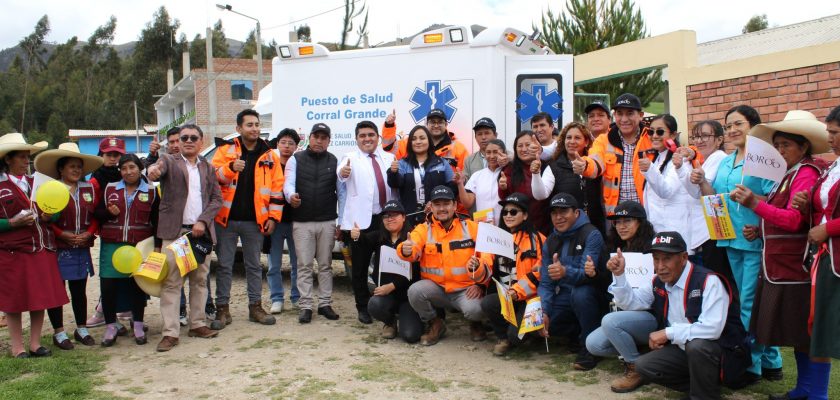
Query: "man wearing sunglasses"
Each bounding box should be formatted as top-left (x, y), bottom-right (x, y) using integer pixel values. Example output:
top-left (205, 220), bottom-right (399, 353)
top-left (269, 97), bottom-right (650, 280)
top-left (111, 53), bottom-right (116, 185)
top-left (146, 124), bottom-right (224, 351)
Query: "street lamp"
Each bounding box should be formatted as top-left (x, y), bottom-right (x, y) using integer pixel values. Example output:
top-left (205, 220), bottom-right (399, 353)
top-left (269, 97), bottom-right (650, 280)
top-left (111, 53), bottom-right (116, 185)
top-left (216, 3), bottom-right (263, 98)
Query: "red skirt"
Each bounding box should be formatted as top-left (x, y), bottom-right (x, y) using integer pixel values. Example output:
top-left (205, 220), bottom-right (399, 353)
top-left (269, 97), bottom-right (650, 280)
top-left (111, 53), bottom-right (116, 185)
top-left (0, 249), bottom-right (69, 313)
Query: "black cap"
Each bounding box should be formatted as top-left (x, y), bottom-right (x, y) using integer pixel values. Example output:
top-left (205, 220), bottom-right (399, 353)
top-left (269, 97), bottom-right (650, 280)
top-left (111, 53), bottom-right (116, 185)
top-left (607, 201), bottom-right (647, 220)
top-left (646, 231), bottom-right (687, 254)
top-left (612, 93), bottom-right (642, 111)
top-left (473, 117), bottom-right (496, 131)
top-left (584, 100), bottom-right (610, 115)
top-left (187, 232), bottom-right (214, 264)
top-left (382, 200), bottom-right (405, 214)
top-left (498, 192), bottom-right (529, 210)
top-left (549, 193), bottom-right (579, 209)
top-left (310, 123), bottom-right (331, 136)
top-left (427, 108), bottom-right (447, 121)
top-left (429, 185), bottom-right (455, 201)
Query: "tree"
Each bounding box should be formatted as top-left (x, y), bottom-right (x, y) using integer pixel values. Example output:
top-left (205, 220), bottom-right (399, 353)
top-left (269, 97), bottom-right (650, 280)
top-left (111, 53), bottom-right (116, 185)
top-left (743, 14), bottom-right (769, 34)
top-left (339, 0), bottom-right (368, 50)
top-left (537, 0), bottom-right (663, 110)
top-left (296, 25), bottom-right (311, 42)
top-left (18, 15), bottom-right (50, 133)
top-left (241, 29), bottom-right (272, 60)
top-left (190, 20), bottom-right (230, 68)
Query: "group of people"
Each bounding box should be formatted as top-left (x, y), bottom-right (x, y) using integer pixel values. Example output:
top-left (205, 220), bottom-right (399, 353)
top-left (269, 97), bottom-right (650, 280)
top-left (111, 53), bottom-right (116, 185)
top-left (1, 95), bottom-right (839, 399)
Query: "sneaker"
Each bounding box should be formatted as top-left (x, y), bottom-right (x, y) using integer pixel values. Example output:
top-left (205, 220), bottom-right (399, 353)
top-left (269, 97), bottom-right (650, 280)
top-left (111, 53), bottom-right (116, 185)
top-left (270, 301), bottom-right (284, 314)
top-left (381, 324), bottom-right (397, 339)
top-left (86, 312), bottom-right (105, 327)
top-left (573, 348), bottom-right (600, 371)
top-left (492, 339), bottom-right (511, 356)
top-left (179, 308), bottom-right (188, 327)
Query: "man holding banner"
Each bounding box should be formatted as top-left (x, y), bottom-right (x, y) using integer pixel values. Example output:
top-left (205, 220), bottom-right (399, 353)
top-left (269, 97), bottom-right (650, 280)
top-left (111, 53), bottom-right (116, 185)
top-left (399, 186), bottom-right (493, 346)
top-left (146, 124), bottom-right (223, 352)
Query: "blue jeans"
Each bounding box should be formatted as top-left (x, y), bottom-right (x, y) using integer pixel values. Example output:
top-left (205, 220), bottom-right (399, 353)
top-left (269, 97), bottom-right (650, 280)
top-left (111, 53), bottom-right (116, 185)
top-left (586, 310), bottom-right (658, 363)
top-left (268, 222), bottom-right (299, 303)
top-left (545, 284), bottom-right (604, 344)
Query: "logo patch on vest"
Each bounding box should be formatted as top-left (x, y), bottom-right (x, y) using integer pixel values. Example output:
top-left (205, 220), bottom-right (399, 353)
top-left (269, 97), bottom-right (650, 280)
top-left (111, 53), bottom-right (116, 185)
top-left (449, 239), bottom-right (475, 250)
top-left (689, 289), bottom-right (702, 299)
top-left (138, 193), bottom-right (149, 202)
top-left (82, 193), bottom-right (93, 203)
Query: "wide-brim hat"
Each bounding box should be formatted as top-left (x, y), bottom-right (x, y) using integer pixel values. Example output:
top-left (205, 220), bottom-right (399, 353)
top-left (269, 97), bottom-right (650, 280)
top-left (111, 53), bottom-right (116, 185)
top-left (0, 133), bottom-right (48, 159)
top-left (134, 236), bottom-right (161, 297)
top-left (750, 110), bottom-right (829, 154)
top-left (34, 142), bottom-right (104, 180)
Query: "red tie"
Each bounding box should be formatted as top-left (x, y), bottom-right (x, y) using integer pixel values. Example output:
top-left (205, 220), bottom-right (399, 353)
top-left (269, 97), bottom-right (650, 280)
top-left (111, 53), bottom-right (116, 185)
top-left (369, 153), bottom-right (386, 208)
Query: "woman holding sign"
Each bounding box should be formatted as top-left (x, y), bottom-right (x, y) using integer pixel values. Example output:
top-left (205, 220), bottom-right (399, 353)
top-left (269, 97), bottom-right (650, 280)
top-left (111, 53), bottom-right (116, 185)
top-left (691, 104), bottom-right (782, 382)
top-left (0, 133), bottom-right (68, 358)
top-left (94, 154), bottom-right (159, 346)
top-left (352, 200), bottom-right (422, 343)
top-left (737, 110), bottom-right (831, 400)
top-left (34, 143), bottom-right (103, 349)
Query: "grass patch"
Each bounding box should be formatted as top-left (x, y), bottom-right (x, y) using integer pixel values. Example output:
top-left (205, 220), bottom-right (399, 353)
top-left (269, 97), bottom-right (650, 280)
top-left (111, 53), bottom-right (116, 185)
top-left (125, 386), bottom-right (146, 394)
top-left (350, 355), bottom-right (438, 392)
top-left (0, 348), bottom-right (109, 399)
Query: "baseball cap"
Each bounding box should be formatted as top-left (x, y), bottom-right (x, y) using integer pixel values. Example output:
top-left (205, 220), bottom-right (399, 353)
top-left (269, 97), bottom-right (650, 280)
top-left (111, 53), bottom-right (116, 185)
top-left (429, 185), bottom-right (455, 201)
top-left (99, 137), bottom-right (126, 154)
top-left (549, 193), bottom-right (579, 209)
top-left (584, 100), bottom-right (610, 115)
top-left (473, 117), bottom-right (496, 131)
top-left (427, 108), bottom-right (447, 121)
top-left (607, 201), bottom-right (647, 220)
top-left (310, 123), bottom-right (331, 136)
top-left (612, 93), bottom-right (642, 111)
top-left (382, 200), bottom-right (406, 214)
top-left (646, 231), bottom-right (687, 254)
top-left (188, 232), bottom-right (214, 264)
top-left (498, 192), bottom-right (529, 210)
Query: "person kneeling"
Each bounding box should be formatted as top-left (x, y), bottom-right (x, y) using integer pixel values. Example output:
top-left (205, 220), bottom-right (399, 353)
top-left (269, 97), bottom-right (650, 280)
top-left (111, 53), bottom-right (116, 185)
top-left (609, 231), bottom-right (749, 399)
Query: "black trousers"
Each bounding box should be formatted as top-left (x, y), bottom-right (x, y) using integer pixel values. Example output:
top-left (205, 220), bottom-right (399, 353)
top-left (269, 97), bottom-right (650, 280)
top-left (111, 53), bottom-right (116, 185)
top-left (367, 293), bottom-right (423, 343)
top-left (348, 213), bottom-right (382, 312)
top-left (480, 294), bottom-right (528, 344)
top-left (698, 240), bottom-right (738, 301)
top-left (636, 340), bottom-right (723, 400)
top-left (47, 278), bottom-right (88, 329)
top-left (101, 278), bottom-right (146, 324)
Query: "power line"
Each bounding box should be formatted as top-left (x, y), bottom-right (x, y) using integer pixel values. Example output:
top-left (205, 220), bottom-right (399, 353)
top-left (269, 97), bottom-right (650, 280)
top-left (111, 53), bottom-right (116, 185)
top-left (261, 0), bottom-right (359, 32)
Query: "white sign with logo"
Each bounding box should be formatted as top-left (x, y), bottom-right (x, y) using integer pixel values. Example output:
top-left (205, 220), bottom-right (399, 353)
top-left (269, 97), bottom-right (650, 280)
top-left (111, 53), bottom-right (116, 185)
top-left (475, 222), bottom-right (515, 260)
top-left (743, 136), bottom-right (787, 183)
top-left (378, 245), bottom-right (412, 280)
top-left (611, 252), bottom-right (655, 288)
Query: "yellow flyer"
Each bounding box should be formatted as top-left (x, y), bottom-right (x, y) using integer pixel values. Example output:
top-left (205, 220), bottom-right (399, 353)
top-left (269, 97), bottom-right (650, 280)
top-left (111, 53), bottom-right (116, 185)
top-left (518, 296), bottom-right (545, 336)
top-left (701, 194), bottom-right (737, 240)
top-left (135, 252), bottom-right (168, 282)
top-left (492, 278), bottom-right (517, 326)
top-left (166, 234), bottom-right (198, 276)
top-left (473, 208), bottom-right (494, 224)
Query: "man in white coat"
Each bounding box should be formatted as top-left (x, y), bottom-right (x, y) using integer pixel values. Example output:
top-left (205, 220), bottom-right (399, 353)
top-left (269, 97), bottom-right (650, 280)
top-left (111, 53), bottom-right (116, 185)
top-left (338, 120), bottom-right (396, 324)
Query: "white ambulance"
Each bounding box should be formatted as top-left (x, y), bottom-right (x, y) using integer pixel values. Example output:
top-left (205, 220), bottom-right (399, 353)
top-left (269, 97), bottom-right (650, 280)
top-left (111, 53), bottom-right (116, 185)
top-left (267, 25), bottom-right (574, 154)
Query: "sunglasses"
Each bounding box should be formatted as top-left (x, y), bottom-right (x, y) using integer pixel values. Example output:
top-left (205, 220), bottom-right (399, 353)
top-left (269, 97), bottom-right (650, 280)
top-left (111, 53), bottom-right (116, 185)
top-left (180, 135), bottom-right (201, 143)
top-left (501, 209), bottom-right (521, 217)
top-left (650, 128), bottom-right (668, 136)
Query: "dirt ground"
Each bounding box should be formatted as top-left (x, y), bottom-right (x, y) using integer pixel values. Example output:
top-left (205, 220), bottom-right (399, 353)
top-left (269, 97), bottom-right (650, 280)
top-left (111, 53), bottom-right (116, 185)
top-left (32, 243), bottom-right (754, 399)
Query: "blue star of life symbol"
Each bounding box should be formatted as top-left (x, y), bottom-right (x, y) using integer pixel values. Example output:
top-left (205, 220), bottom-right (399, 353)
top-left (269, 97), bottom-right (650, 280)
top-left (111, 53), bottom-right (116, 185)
top-left (516, 83), bottom-right (562, 123)
top-left (409, 80), bottom-right (457, 123)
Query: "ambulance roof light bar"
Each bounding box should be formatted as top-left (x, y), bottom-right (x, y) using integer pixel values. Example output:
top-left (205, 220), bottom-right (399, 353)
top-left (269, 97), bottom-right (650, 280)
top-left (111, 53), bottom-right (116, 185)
top-left (472, 27), bottom-right (555, 55)
top-left (409, 25), bottom-right (472, 49)
top-left (275, 42), bottom-right (330, 60)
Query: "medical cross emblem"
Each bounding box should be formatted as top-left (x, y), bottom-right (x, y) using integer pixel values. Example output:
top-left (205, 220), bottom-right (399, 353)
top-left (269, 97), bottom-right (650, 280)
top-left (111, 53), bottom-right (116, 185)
top-left (516, 83), bottom-right (562, 123)
top-left (409, 80), bottom-right (457, 123)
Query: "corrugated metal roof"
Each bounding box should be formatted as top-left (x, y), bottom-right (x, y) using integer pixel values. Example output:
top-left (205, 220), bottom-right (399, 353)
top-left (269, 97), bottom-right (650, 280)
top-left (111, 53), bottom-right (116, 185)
top-left (697, 14), bottom-right (840, 65)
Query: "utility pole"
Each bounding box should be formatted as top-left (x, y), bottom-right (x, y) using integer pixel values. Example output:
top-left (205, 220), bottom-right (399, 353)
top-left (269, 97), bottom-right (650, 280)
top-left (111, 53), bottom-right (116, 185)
top-left (255, 20), bottom-right (263, 94)
top-left (206, 26), bottom-right (218, 138)
top-left (134, 100), bottom-right (140, 152)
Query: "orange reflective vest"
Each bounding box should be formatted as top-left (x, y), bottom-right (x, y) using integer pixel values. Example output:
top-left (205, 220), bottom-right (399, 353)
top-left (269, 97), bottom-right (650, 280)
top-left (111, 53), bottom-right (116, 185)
top-left (498, 230), bottom-right (545, 301)
top-left (211, 138), bottom-right (284, 232)
top-left (398, 217), bottom-right (493, 292)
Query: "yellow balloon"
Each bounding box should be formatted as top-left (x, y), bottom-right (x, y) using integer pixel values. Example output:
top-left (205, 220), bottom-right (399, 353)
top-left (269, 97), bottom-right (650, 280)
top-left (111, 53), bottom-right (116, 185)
top-left (35, 180), bottom-right (70, 214)
top-left (112, 245), bottom-right (142, 275)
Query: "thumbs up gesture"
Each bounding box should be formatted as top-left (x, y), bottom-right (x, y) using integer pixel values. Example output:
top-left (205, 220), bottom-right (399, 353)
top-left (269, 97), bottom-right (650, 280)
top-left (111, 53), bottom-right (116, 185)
top-left (584, 255), bottom-right (596, 277)
top-left (498, 173), bottom-right (508, 191)
top-left (638, 157), bottom-right (651, 173)
top-left (547, 253), bottom-right (566, 280)
top-left (690, 167), bottom-right (706, 185)
top-left (569, 151), bottom-right (586, 175)
top-left (607, 248), bottom-right (626, 276)
top-left (385, 109), bottom-right (396, 126)
top-left (390, 158), bottom-right (399, 173)
top-left (530, 158), bottom-right (541, 175)
top-left (401, 238), bottom-right (414, 257)
top-left (453, 167), bottom-right (464, 186)
top-left (350, 222), bottom-right (361, 241)
top-left (340, 159), bottom-right (352, 178)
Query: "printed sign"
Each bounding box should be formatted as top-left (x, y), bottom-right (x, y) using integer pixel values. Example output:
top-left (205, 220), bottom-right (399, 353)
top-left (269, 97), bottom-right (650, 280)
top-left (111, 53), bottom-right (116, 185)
top-left (166, 234), bottom-right (198, 277)
top-left (493, 278), bottom-right (517, 326)
top-left (378, 245), bottom-right (412, 280)
top-left (135, 252), bottom-right (168, 282)
top-left (518, 297), bottom-right (545, 336)
top-left (611, 252), bottom-right (655, 288)
top-left (743, 136), bottom-right (786, 183)
top-left (701, 194), bottom-right (737, 240)
top-left (472, 208), bottom-right (495, 224)
top-left (475, 222), bottom-right (515, 260)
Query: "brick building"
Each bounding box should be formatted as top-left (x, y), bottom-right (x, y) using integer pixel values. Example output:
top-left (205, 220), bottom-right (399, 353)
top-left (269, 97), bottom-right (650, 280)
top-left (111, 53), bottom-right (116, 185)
top-left (154, 57), bottom-right (272, 139)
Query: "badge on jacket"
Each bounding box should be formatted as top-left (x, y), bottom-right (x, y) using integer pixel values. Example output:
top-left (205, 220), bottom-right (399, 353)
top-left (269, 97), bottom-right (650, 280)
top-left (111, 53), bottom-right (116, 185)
top-left (138, 193), bottom-right (149, 202)
top-left (82, 193), bottom-right (93, 203)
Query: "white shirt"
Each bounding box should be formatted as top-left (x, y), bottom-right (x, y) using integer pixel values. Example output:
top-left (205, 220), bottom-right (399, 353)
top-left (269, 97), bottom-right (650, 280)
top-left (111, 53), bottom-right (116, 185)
top-left (820, 160), bottom-right (840, 224)
top-left (610, 261), bottom-right (729, 349)
top-left (464, 167), bottom-right (502, 224)
top-left (8, 174), bottom-right (30, 196)
top-left (182, 155), bottom-right (202, 225)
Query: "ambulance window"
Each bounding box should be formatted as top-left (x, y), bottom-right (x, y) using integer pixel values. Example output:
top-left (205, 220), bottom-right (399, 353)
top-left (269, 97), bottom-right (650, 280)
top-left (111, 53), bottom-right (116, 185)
top-left (515, 74), bottom-right (563, 133)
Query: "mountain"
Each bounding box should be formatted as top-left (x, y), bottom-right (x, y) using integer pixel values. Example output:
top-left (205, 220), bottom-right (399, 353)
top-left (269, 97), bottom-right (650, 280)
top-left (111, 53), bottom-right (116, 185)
top-left (0, 38), bottom-right (246, 72)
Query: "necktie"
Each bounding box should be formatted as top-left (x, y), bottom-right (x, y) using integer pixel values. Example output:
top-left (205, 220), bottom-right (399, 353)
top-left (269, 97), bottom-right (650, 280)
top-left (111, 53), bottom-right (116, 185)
top-left (369, 153), bottom-right (386, 208)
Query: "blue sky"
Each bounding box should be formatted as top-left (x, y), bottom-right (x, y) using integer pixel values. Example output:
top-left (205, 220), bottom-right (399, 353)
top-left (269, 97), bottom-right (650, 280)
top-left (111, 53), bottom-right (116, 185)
top-left (2, 0), bottom-right (839, 51)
